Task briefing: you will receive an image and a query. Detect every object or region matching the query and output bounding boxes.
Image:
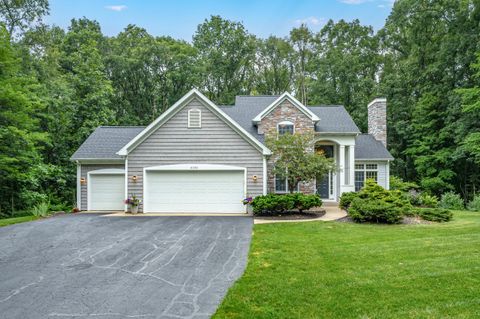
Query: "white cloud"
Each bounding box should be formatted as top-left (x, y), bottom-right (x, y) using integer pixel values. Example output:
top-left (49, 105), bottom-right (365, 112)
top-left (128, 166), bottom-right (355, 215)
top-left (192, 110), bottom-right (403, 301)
top-left (338, 0), bottom-right (371, 4)
top-left (105, 5), bottom-right (127, 12)
top-left (294, 16), bottom-right (326, 26)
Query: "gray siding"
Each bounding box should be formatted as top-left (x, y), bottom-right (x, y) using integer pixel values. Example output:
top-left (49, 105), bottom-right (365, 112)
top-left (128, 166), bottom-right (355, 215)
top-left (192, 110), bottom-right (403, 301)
top-left (80, 164), bottom-right (125, 210)
top-left (128, 97), bottom-right (264, 212)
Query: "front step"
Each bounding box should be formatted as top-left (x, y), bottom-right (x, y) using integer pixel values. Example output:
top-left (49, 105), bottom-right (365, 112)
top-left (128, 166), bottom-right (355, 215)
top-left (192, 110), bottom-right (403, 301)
top-left (322, 201), bottom-right (339, 207)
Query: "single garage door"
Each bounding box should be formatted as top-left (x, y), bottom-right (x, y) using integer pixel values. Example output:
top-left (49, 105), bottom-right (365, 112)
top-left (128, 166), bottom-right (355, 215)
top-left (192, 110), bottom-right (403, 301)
top-left (145, 170), bottom-right (245, 213)
top-left (89, 174), bottom-right (125, 210)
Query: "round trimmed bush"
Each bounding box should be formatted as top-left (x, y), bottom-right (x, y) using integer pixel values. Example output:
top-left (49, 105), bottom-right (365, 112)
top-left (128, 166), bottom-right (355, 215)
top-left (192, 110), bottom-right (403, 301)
top-left (348, 197), bottom-right (403, 224)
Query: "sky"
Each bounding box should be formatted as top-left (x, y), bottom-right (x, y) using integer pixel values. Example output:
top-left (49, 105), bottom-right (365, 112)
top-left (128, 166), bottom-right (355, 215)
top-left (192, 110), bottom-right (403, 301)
top-left (44, 0), bottom-right (394, 40)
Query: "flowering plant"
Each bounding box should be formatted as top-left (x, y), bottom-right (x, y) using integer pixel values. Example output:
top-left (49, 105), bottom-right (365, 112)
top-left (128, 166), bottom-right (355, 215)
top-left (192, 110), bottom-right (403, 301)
top-left (125, 195), bottom-right (141, 207)
top-left (242, 196), bottom-right (253, 205)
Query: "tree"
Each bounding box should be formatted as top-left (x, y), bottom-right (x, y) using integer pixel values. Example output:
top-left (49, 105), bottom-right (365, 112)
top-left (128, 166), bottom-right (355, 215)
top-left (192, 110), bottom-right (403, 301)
top-left (0, 0), bottom-right (49, 35)
top-left (309, 19), bottom-right (380, 130)
top-left (254, 36), bottom-right (295, 95)
top-left (106, 25), bottom-right (200, 124)
top-left (0, 25), bottom-right (48, 214)
top-left (193, 15), bottom-right (256, 104)
top-left (60, 18), bottom-right (115, 145)
top-left (379, 0), bottom-right (480, 197)
top-left (290, 24), bottom-right (312, 105)
top-left (457, 53), bottom-right (480, 165)
top-left (266, 133), bottom-right (335, 193)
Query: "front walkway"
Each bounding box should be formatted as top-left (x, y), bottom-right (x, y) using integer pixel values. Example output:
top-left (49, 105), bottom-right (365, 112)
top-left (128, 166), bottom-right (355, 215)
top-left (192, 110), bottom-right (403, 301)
top-left (254, 204), bottom-right (347, 224)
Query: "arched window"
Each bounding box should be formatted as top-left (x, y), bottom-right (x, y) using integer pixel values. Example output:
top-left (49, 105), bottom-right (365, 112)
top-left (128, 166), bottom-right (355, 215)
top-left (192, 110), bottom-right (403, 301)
top-left (277, 121), bottom-right (294, 135)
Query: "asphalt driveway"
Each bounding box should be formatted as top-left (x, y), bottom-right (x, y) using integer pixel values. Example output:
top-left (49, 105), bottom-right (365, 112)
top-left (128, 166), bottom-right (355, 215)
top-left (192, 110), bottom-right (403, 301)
top-left (0, 214), bottom-right (253, 319)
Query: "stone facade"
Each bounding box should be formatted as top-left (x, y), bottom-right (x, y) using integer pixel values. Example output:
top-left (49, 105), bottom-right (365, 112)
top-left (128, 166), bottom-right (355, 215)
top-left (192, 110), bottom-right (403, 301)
top-left (259, 99), bottom-right (316, 194)
top-left (368, 98), bottom-right (387, 147)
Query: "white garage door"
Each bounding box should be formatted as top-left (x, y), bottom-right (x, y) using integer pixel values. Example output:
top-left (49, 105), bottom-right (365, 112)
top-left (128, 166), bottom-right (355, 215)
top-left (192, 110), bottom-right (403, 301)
top-left (89, 174), bottom-right (125, 211)
top-left (145, 170), bottom-right (245, 213)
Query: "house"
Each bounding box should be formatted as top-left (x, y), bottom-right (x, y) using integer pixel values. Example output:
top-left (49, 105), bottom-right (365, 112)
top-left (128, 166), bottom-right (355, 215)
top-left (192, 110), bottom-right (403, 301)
top-left (71, 89), bottom-right (393, 213)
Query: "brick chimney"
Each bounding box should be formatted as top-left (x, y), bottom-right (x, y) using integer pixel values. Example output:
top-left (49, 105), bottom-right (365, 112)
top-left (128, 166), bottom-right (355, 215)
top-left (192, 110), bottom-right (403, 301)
top-left (368, 98), bottom-right (387, 147)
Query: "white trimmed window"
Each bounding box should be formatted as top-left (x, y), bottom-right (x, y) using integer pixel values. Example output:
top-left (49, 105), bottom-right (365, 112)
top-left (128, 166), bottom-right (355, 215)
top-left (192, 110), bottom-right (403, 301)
top-left (275, 174), bottom-right (300, 193)
top-left (354, 163), bottom-right (378, 191)
top-left (188, 109), bottom-right (201, 128)
top-left (277, 121), bottom-right (294, 135)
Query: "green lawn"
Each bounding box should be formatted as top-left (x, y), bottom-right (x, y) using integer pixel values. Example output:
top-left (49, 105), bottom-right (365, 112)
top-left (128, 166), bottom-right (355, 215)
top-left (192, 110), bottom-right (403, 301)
top-left (214, 211), bottom-right (480, 319)
top-left (0, 215), bottom-right (38, 227)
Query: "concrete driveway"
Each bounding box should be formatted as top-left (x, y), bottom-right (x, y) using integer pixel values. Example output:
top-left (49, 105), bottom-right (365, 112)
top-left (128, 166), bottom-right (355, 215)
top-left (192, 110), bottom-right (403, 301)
top-left (0, 214), bottom-right (252, 318)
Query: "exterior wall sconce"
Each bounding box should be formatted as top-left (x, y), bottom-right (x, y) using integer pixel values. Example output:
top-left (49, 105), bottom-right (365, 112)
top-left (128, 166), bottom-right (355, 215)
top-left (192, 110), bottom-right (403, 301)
top-left (132, 175), bottom-right (138, 183)
top-left (80, 177), bottom-right (86, 185)
top-left (252, 175), bottom-right (258, 182)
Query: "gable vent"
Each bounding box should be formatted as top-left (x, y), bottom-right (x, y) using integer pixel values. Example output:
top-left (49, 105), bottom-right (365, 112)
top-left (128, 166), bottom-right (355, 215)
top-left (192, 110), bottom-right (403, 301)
top-left (188, 109), bottom-right (202, 128)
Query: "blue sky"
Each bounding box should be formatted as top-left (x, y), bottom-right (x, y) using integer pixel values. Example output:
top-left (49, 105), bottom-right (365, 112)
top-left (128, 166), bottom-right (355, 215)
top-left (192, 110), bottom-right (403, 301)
top-left (45, 0), bottom-right (394, 40)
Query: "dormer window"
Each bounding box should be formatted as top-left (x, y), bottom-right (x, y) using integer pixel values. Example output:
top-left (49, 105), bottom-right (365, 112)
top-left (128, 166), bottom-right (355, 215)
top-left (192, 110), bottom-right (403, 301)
top-left (188, 109), bottom-right (201, 128)
top-left (277, 121), bottom-right (294, 135)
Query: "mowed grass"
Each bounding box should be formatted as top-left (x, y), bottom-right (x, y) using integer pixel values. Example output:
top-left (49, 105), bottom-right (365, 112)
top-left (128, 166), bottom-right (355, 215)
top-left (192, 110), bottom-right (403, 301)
top-left (0, 215), bottom-right (38, 227)
top-left (214, 211), bottom-right (480, 319)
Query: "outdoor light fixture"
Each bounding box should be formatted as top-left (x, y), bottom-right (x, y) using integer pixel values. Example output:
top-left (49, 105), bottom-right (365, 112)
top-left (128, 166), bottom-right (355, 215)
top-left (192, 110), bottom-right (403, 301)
top-left (252, 175), bottom-right (258, 182)
top-left (132, 175), bottom-right (138, 182)
top-left (80, 177), bottom-right (86, 185)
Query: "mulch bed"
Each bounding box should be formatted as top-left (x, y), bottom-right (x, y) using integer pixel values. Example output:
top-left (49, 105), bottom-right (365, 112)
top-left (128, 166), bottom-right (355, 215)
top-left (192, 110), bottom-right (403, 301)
top-left (254, 210), bottom-right (326, 220)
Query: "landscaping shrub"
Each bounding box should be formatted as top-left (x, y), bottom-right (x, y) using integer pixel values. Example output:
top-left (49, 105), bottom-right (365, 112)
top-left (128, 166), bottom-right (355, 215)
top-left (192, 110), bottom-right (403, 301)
top-left (344, 180), bottom-right (411, 224)
top-left (339, 192), bottom-right (358, 210)
top-left (348, 197), bottom-right (403, 224)
top-left (467, 195), bottom-right (480, 212)
top-left (292, 193), bottom-right (322, 212)
top-left (390, 176), bottom-right (419, 192)
top-left (413, 207), bottom-right (452, 222)
top-left (439, 192), bottom-right (464, 210)
top-left (31, 201), bottom-right (50, 217)
top-left (418, 193), bottom-right (438, 208)
top-left (250, 193), bottom-right (321, 215)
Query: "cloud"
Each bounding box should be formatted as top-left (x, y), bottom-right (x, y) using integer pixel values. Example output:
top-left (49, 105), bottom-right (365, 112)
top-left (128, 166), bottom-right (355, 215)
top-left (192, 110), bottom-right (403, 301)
top-left (105, 5), bottom-right (127, 12)
top-left (294, 16), bottom-right (326, 26)
top-left (338, 0), bottom-right (371, 4)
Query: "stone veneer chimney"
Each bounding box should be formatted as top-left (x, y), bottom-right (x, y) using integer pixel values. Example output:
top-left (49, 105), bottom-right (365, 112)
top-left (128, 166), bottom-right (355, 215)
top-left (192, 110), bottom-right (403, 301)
top-left (368, 98), bottom-right (387, 147)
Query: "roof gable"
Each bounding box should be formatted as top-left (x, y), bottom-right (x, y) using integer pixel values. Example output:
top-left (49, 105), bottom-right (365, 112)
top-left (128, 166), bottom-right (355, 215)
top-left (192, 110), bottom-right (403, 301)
top-left (252, 92), bottom-right (320, 123)
top-left (117, 89), bottom-right (271, 156)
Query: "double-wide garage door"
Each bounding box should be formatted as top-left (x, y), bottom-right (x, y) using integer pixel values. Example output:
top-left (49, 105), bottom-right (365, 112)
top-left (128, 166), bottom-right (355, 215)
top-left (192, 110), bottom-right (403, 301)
top-left (145, 170), bottom-right (245, 213)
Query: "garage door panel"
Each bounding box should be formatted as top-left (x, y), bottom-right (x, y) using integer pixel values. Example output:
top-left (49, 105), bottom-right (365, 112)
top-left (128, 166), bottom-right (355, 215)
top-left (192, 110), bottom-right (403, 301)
top-left (145, 170), bottom-right (245, 213)
top-left (90, 174), bottom-right (125, 211)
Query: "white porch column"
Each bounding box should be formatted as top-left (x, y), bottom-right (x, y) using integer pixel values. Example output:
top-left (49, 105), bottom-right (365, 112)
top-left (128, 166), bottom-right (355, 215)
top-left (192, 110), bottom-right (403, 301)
top-left (349, 145), bottom-right (355, 188)
top-left (339, 145), bottom-right (345, 192)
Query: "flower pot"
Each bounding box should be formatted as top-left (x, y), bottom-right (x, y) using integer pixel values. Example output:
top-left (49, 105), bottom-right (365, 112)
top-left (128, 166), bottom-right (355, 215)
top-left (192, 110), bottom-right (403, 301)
top-left (130, 205), bottom-right (139, 214)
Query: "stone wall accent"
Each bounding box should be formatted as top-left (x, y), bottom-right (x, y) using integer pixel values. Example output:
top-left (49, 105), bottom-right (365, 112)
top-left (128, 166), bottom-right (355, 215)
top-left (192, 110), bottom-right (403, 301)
top-left (368, 98), bottom-right (387, 147)
top-left (260, 99), bottom-right (316, 194)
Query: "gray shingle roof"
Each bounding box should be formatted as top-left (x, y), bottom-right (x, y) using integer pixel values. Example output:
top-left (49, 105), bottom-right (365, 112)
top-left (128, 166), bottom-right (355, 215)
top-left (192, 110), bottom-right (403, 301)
top-left (71, 126), bottom-right (145, 160)
top-left (71, 96), bottom-right (392, 161)
top-left (309, 105), bottom-right (360, 133)
top-left (355, 134), bottom-right (394, 160)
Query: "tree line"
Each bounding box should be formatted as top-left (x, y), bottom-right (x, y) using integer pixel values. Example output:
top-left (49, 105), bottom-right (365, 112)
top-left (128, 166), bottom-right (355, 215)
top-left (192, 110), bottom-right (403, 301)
top-left (0, 0), bottom-right (479, 215)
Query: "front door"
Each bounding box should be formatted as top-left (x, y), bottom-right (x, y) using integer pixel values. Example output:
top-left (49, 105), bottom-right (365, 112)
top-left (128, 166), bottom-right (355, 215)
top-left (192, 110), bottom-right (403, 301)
top-left (316, 145), bottom-right (334, 199)
top-left (317, 173), bottom-right (330, 198)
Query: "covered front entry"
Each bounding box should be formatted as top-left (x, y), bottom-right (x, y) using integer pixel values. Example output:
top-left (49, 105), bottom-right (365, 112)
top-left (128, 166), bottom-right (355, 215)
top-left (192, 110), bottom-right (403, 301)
top-left (315, 144), bottom-right (336, 200)
top-left (144, 164), bottom-right (246, 213)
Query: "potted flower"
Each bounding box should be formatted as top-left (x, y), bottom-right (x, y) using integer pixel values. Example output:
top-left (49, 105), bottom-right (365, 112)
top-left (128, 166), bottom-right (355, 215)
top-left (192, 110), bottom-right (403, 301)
top-left (242, 196), bottom-right (253, 205)
top-left (125, 195), bottom-right (141, 214)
